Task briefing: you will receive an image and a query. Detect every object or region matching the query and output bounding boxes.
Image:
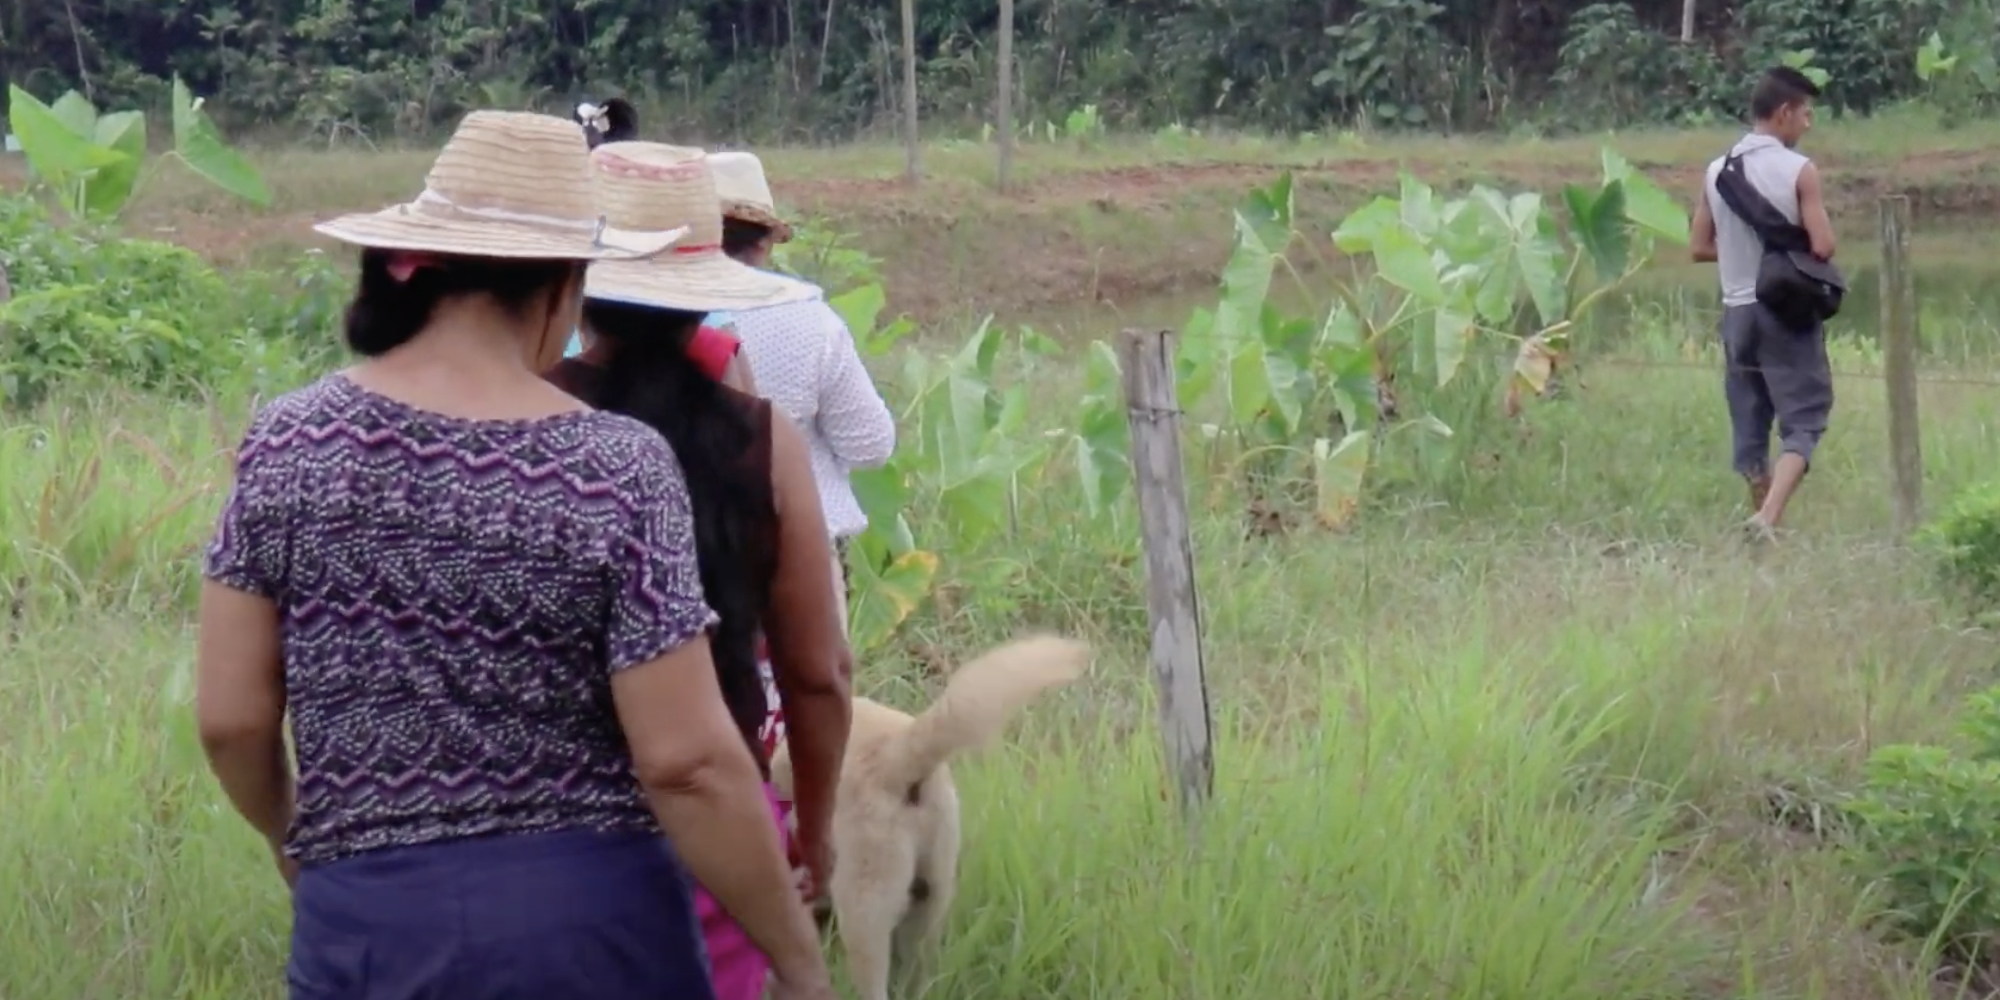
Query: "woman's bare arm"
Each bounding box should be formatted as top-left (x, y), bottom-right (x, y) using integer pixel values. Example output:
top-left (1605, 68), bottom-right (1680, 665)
top-left (196, 581), bottom-right (294, 854)
top-left (606, 438), bottom-right (831, 992)
top-left (762, 412), bottom-right (853, 893)
top-left (611, 638), bottom-right (829, 988)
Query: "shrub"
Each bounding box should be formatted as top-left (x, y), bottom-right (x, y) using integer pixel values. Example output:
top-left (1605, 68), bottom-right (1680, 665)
top-left (1922, 477), bottom-right (2000, 620)
top-left (1846, 686), bottom-right (2000, 959)
top-left (0, 195), bottom-right (328, 408)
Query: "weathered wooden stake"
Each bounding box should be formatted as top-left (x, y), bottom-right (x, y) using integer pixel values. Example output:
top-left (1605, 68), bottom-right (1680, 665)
top-left (1117, 328), bottom-right (1214, 821)
top-left (1878, 195), bottom-right (1923, 537)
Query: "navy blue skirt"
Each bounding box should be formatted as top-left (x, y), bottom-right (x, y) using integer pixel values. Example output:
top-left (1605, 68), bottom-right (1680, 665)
top-left (287, 828), bottom-right (717, 1000)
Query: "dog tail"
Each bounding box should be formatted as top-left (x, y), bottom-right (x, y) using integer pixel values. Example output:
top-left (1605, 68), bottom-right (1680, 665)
top-left (876, 634), bottom-right (1090, 798)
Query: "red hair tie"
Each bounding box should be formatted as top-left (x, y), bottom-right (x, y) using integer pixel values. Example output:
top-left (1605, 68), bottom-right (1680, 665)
top-left (384, 251), bottom-right (441, 283)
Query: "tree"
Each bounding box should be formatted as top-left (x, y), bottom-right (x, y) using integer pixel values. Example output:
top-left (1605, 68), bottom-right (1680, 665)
top-left (899, 0), bottom-right (919, 184)
top-left (996, 0), bottom-right (1014, 191)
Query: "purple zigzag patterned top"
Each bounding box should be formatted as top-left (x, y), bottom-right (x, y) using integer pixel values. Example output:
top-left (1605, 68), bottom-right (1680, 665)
top-left (203, 373), bottom-right (718, 865)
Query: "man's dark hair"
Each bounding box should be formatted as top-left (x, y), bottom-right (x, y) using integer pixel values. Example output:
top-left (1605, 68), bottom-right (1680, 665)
top-left (1750, 67), bottom-right (1821, 121)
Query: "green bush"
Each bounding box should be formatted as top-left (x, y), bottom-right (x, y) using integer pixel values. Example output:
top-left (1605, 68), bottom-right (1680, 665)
top-left (1846, 686), bottom-right (2000, 959)
top-left (1922, 478), bottom-right (2000, 619)
top-left (0, 196), bottom-right (334, 408)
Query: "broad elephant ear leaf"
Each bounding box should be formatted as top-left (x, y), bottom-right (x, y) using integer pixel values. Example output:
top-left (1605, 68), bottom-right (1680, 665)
top-left (83, 111), bottom-right (148, 218)
top-left (49, 90), bottom-right (99, 139)
top-left (846, 549), bottom-right (938, 655)
top-left (171, 77), bottom-right (271, 207)
top-left (1311, 431), bottom-right (1372, 532)
top-left (1563, 180), bottom-right (1629, 278)
top-left (8, 85), bottom-right (124, 189)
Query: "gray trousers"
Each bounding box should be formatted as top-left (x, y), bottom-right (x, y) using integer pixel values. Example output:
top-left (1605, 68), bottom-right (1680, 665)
top-left (1721, 302), bottom-right (1833, 478)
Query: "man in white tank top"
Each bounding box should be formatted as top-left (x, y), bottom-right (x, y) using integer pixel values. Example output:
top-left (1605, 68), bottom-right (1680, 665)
top-left (1689, 67), bottom-right (1838, 541)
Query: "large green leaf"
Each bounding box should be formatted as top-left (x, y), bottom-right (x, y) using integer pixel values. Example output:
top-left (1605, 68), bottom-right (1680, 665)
top-left (1226, 337), bottom-right (1271, 428)
top-left (849, 460), bottom-right (913, 526)
top-left (1398, 171), bottom-right (1442, 239)
top-left (829, 283), bottom-right (886, 348)
top-left (1433, 306), bottom-right (1476, 387)
top-left (1463, 186), bottom-right (1565, 325)
top-left (1368, 225), bottom-right (1444, 303)
top-left (847, 549), bottom-right (938, 655)
top-left (1073, 341), bottom-right (1130, 519)
top-left (1176, 308), bottom-right (1220, 405)
top-left (8, 85), bottom-right (125, 193)
top-left (83, 111), bottom-right (148, 218)
top-left (1563, 180), bottom-right (1629, 278)
top-left (1311, 431), bottom-right (1371, 531)
top-left (171, 77), bottom-right (271, 207)
top-left (1215, 210), bottom-right (1280, 343)
top-left (49, 90), bottom-right (98, 138)
top-left (1321, 300), bottom-right (1364, 349)
top-left (1263, 351), bottom-right (1303, 434)
top-left (1332, 196), bottom-right (1399, 253)
top-left (1318, 340), bottom-right (1377, 432)
top-left (1600, 147), bottom-right (1687, 244)
top-left (1237, 172), bottom-right (1294, 253)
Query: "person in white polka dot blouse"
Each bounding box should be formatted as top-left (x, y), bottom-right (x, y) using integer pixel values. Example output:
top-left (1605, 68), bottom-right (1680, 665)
top-left (706, 151), bottom-right (896, 622)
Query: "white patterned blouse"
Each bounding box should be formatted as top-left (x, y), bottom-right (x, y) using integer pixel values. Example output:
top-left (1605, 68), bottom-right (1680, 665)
top-left (711, 275), bottom-right (896, 540)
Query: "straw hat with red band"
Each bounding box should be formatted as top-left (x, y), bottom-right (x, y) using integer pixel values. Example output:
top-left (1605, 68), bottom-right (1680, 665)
top-left (314, 111), bottom-right (684, 261)
top-left (707, 150), bottom-right (793, 243)
top-left (584, 142), bottom-right (817, 312)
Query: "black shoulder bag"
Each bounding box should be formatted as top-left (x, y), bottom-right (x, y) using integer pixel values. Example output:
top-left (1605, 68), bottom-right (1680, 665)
top-left (1712, 151), bottom-right (1846, 331)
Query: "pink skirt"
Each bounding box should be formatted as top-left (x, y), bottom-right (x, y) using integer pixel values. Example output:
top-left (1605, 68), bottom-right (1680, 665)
top-left (693, 782), bottom-right (794, 1000)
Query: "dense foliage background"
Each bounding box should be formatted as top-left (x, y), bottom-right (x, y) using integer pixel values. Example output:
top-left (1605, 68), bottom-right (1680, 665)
top-left (3, 0), bottom-right (1997, 142)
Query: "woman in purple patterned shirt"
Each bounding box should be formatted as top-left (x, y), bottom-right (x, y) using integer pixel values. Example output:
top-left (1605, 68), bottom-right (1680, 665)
top-left (192, 112), bottom-right (834, 1000)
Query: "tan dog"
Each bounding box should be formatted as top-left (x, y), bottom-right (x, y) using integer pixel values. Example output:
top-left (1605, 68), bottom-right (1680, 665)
top-left (770, 634), bottom-right (1090, 1000)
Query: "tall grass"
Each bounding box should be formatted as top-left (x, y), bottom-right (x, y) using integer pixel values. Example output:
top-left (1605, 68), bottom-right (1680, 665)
top-left (5, 305), bottom-right (2000, 998)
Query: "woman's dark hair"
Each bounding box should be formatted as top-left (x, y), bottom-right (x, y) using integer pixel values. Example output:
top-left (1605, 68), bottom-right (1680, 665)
top-left (343, 249), bottom-right (579, 357)
top-left (722, 217), bottom-right (774, 260)
top-left (582, 299), bottom-right (777, 764)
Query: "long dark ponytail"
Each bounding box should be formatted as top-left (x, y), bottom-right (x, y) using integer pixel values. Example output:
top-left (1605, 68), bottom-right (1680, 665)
top-left (582, 300), bottom-right (776, 766)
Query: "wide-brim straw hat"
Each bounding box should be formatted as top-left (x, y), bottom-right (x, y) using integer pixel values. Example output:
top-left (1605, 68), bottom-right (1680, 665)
top-left (314, 111), bottom-right (684, 260)
top-left (707, 150), bottom-right (793, 243)
top-left (584, 142), bottom-right (817, 313)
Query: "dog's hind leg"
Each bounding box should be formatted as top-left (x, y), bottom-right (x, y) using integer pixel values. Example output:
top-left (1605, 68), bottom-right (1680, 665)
top-left (896, 787), bottom-right (960, 965)
top-left (831, 833), bottom-right (915, 1000)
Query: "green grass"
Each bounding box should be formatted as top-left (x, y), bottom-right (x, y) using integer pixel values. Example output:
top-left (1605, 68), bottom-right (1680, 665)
top-left (7, 291), bottom-right (2000, 998)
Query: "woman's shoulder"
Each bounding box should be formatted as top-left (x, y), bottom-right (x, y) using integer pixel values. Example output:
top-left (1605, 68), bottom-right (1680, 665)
top-left (567, 410), bottom-right (697, 497)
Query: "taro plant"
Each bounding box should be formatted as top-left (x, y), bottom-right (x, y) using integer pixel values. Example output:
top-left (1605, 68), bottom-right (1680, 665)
top-left (6, 78), bottom-right (270, 221)
top-left (820, 272), bottom-right (930, 654)
top-left (844, 318), bottom-right (1052, 648)
top-left (1165, 146), bottom-right (1687, 531)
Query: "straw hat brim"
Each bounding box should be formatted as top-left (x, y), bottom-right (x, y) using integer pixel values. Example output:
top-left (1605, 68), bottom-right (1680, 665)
top-left (720, 199), bottom-right (794, 243)
top-left (314, 208), bottom-right (684, 261)
top-left (586, 251), bottom-right (818, 312)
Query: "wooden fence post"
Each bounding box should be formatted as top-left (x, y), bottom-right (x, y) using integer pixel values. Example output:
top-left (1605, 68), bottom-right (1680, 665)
top-left (1117, 328), bottom-right (1214, 822)
top-left (1878, 195), bottom-right (1923, 537)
